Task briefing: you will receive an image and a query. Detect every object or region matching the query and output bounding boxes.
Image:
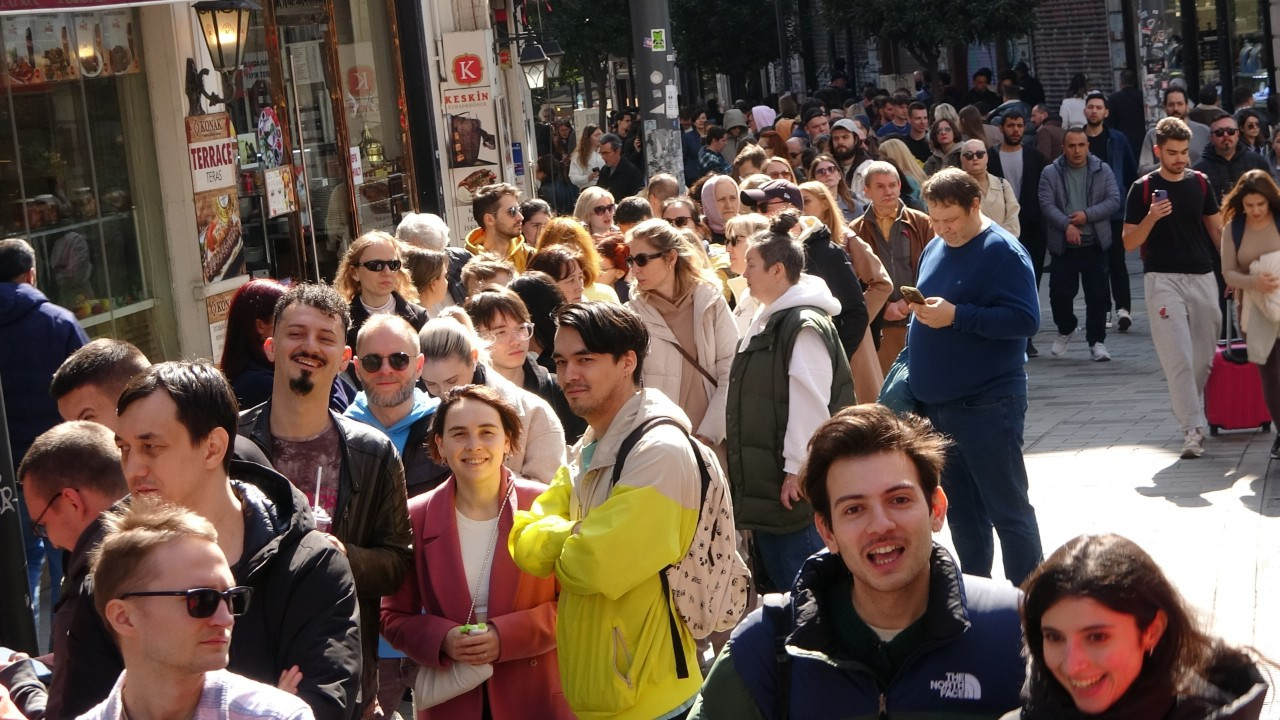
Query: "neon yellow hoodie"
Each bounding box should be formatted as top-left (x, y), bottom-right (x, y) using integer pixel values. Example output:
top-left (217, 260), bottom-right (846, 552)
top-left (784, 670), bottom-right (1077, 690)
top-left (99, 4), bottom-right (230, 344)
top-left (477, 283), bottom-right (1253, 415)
top-left (510, 389), bottom-right (703, 720)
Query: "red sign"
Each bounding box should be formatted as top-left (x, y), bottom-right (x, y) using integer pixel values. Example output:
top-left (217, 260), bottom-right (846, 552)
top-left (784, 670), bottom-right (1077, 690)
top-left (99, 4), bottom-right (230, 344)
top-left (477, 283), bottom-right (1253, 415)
top-left (347, 65), bottom-right (374, 97)
top-left (451, 53), bottom-right (483, 86)
top-left (0, 0), bottom-right (177, 13)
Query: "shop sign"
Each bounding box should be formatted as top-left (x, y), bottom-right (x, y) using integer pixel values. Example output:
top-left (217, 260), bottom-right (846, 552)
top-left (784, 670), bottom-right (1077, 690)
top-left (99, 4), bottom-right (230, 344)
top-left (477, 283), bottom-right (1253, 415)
top-left (0, 0), bottom-right (179, 15)
top-left (441, 31), bottom-right (500, 237)
top-left (264, 165), bottom-right (298, 219)
top-left (206, 286), bottom-right (237, 362)
top-left (186, 112), bottom-right (244, 283)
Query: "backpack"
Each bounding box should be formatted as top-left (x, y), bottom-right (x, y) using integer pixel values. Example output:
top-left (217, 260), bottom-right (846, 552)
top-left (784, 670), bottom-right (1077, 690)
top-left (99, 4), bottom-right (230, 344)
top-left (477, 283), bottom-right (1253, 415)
top-left (609, 416), bottom-right (751, 678)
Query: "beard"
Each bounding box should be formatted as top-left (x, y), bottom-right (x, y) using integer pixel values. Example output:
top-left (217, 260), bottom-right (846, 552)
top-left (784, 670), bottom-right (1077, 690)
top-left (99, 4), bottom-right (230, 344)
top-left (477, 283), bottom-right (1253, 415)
top-left (368, 380), bottom-right (415, 408)
top-left (831, 144), bottom-right (856, 162)
top-left (288, 372), bottom-right (316, 396)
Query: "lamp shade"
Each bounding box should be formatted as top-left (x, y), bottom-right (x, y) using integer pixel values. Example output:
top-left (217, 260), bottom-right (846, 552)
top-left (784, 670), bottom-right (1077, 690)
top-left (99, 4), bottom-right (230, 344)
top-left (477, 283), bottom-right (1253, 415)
top-left (542, 38), bottom-right (564, 80)
top-left (518, 41), bottom-right (549, 90)
top-left (193, 0), bottom-right (259, 74)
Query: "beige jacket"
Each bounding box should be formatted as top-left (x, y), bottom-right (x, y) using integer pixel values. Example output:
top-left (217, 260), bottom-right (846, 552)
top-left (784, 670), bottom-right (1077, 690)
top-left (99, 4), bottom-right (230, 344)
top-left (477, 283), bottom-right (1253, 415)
top-left (484, 367), bottom-right (567, 483)
top-left (626, 282), bottom-right (739, 443)
top-left (979, 172), bottom-right (1021, 237)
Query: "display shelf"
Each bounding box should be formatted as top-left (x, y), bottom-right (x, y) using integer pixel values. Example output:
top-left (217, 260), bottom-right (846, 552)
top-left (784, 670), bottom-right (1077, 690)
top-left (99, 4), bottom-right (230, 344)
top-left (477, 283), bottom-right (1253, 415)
top-left (77, 298), bottom-right (155, 329)
top-left (22, 209), bottom-right (134, 240)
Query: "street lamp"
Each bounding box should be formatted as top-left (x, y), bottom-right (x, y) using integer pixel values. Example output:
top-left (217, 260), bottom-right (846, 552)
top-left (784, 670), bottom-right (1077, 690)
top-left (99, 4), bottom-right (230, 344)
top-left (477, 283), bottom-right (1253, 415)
top-left (518, 41), bottom-right (550, 90)
top-left (186, 0), bottom-right (259, 114)
top-left (542, 38), bottom-right (565, 80)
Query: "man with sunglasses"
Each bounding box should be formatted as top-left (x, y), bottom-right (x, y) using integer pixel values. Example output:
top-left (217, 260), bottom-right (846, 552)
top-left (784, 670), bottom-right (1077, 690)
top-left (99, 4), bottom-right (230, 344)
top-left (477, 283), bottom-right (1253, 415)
top-left (115, 361), bottom-right (361, 718)
top-left (238, 283), bottom-right (411, 718)
top-left (464, 183), bottom-right (533, 272)
top-left (0, 422), bottom-right (128, 719)
top-left (82, 503), bottom-right (312, 719)
top-left (598, 132), bottom-right (644, 199)
top-left (1194, 111), bottom-right (1270, 204)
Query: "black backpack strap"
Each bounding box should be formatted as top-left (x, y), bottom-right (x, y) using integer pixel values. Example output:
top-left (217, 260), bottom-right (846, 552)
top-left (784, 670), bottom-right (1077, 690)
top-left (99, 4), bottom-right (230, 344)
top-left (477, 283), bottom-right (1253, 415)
top-left (762, 596), bottom-right (793, 720)
top-left (607, 416), bottom-right (705, 680)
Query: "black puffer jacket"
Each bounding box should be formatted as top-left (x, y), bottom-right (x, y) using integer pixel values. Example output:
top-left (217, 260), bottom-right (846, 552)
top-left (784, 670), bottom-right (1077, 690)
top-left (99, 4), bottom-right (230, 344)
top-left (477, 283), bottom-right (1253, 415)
top-left (798, 220), bottom-right (869, 354)
top-left (238, 405), bottom-right (413, 713)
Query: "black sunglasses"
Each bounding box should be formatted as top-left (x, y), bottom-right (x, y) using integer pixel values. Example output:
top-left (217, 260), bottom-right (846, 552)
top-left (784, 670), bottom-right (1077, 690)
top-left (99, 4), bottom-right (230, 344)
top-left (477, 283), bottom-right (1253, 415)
top-left (1212, 127), bottom-right (1239, 137)
top-left (120, 586), bottom-right (253, 619)
top-left (358, 352), bottom-right (412, 373)
top-left (359, 259), bottom-right (402, 272)
top-left (627, 250), bottom-right (668, 267)
top-left (593, 203), bottom-right (617, 216)
top-left (667, 216), bottom-right (693, 228)
top-left (962, 150), bottom-right (987, 160)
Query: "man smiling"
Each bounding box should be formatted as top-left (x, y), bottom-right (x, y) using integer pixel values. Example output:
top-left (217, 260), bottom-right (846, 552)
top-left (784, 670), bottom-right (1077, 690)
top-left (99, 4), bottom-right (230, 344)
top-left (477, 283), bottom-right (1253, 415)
top-left (690, 406), bottom-right (1024, 718)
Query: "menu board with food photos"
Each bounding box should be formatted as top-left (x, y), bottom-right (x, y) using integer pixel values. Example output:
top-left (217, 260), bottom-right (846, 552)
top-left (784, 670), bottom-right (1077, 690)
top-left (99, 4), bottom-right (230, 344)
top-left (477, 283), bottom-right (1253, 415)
top-left (99, 10), bottom-right (140, 75)
top-left (187, 113), bottom-right (245, 283)
top-left (3, 13), bottom-right (81, 85)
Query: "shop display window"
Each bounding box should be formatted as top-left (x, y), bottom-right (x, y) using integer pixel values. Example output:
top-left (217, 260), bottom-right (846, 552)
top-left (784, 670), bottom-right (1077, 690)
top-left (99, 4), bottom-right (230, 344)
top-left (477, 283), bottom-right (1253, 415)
top-left (1, 9), bottom-right (173, 358)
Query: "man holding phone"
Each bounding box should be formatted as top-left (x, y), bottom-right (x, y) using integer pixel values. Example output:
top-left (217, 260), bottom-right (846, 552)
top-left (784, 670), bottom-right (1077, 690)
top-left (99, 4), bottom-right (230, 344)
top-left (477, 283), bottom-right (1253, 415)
top-left (1123, 117), bottom-right (1223, 459)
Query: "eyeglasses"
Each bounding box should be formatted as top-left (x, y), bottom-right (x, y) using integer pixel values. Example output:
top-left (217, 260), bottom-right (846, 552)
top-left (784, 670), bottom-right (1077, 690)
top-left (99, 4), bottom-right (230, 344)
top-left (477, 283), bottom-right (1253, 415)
top-left (815, 165), bottom-right (839, 176)
top-left (1212, 127), bottom-right (1239, 137)
top-left (961, 150), bottom-right (987, 160)
top-left (359, 259), bottom-right (402, 272)
top-left (767, 169), bottom-right (793, 179)
top-left (357, 352), bottom-right (412, 372)
top-left (478, 323), bottom-right (535, 344)
top-left (627, 250), bottom-right (668, 267)
top-left (119, 587), bottom-right (253, 619)
top-left (29, 490), bottom-right (63, 539)
top-left (666, 216), bottom-right (693, 228)
top-left (593, 203), bottom-right (617, 216)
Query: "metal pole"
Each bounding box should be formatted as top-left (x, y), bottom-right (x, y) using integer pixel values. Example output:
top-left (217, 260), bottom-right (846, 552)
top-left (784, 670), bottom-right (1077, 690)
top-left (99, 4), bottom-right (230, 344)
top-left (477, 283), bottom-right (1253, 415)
top-left (288, 49), bottom-right (322, 284)
top-left (0, 373), bottom-right (37, 655)
top-left (630, 0), bottom-right (684, 184)
top-left (775, 0), bottom-right (789, 94)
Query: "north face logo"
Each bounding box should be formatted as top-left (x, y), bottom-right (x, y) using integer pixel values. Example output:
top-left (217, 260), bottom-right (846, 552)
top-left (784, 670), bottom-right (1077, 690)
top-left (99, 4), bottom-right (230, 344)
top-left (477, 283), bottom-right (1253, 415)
top-left (930, 672), bottom-right (982, 699)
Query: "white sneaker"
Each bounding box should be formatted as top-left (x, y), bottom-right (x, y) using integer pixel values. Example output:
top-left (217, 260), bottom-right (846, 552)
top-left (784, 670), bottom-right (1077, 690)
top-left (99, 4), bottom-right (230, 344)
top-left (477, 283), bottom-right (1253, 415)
top-left (1181, 429), bottom-right (1205, 459)
top-left (1117, 308), bottom-right (1132, 332)
top-left (1090, 343), bottom-right (1111, 362)
top-left (1051, 329), bottom-right (1076, 356)
top-left (1105, 312), bottom-right (1113, 329)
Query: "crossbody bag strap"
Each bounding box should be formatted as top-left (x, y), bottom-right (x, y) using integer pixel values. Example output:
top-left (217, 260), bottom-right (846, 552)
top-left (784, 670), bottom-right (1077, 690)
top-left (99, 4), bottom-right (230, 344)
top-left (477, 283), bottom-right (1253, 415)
top-left (668, 339), bottom-right (718, 388)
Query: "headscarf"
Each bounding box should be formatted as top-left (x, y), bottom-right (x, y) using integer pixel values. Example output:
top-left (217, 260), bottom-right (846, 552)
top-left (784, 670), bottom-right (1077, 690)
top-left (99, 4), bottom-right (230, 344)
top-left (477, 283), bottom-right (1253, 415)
top-left (751, 105), bottom-right (777, 133)
top-left (701, 174), bottom-right (740, 235)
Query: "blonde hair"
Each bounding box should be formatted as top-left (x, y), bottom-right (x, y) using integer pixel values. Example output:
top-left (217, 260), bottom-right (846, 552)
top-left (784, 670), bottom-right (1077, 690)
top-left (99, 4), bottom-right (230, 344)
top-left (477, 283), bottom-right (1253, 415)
top-left (799, 181), bottom-right (848, 236)
top-left (739, 173), bottom-right (772, 192)
top-left (878, 138), bottom-right (928, 187)
top-left (573, 187), bottom-right (615, 227)
top-left (537, 216), bottom-right (602, 284)
top-left (334, 230), bottom-right (419, 303)
top-left (626, 218), bottom-right (717, 299)
top-left (724, 213), bottom-right (771, 244)
top-left (419, 310), bottom-right (491, 369)
top-left (932, 103), bottom-right (960, 131)
top-left (761, 156), bottom-right (795, 182)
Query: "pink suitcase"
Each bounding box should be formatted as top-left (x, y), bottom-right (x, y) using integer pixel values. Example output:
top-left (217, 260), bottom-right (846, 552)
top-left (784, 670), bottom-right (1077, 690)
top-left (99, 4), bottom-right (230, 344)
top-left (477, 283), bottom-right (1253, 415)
top-left (1205, 342), bottom-right (1271, 436)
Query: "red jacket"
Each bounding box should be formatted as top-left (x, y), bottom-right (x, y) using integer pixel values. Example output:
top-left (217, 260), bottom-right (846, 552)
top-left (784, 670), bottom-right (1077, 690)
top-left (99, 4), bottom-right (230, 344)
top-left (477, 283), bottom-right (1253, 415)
top-left (381, 470), bottom-right (571, 720)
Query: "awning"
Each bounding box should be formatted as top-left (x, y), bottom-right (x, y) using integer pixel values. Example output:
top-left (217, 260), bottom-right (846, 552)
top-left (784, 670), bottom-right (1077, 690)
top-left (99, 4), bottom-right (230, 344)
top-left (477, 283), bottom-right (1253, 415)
top-left (0, 0), bottom-right (191, 15)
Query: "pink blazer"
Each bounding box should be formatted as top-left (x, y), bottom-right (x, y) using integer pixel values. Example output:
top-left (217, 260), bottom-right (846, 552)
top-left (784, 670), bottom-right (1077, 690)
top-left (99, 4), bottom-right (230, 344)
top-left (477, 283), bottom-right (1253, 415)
top-left (380, 469), bottom-right (571, 720)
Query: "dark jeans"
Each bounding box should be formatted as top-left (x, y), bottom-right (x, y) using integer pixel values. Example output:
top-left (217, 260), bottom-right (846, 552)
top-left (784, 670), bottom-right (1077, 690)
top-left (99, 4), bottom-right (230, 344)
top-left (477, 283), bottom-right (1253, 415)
top-left (754, 524), bottom-right (825, 592)
top-left (1107, 220), bottom-right (1131, 311)
top-left (1019, 230), bottom-right (1047, 290)
top-left (1050, 243), bottom-right (1110, 346)
top-left (924, 394), bottom-right (1043, 586)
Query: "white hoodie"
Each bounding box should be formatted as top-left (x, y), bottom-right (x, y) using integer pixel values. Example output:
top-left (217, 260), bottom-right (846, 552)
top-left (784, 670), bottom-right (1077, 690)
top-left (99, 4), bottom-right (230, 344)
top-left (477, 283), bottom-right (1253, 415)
top-left (740, 274), bottom-right (843, 474)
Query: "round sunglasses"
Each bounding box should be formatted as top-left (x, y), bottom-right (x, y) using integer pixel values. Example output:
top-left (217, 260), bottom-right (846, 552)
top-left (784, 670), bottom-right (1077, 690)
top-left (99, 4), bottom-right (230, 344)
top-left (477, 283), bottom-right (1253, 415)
top-left (357, 352), bottom-right (412, 373)
top-left (627, 250), bottom-right (669, 267)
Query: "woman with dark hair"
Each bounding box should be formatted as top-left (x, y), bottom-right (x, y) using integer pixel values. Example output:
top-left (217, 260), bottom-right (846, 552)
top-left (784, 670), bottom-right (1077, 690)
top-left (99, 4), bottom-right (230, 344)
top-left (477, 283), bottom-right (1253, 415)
top-left (568, 123), bottom-right (603, 190)
top-left (381, 384), bottom-right (572, 720)
top-left (1220, 169), bottom-right (1280, 457)
top-left (519, 198), bottom-right (553, 248)
top-left (924, 118), bottom-right (961, 176)
top-left (527, 246), bottom-right (587, 304)
top-left (594, 233), bottom-right (632, 303)
top-left (807, 153), bottom-right (860, 221)
top-left (1060, 73), bottom-right (1090, 129)
top-left (1005, 533), bottom-right (1267, 719)
top-left (959, 104), bottom-right (1000, 147)
top-left (508, 271), bottom-right (565, 374)
top-left (535, 156), bottom-right (577, 215)
top-left (219, 278), bottom-right (355, 411)
top-left (1236, 109), bottom-right (1267, 155)
top-left (757, 129), bottom-right (789, 160)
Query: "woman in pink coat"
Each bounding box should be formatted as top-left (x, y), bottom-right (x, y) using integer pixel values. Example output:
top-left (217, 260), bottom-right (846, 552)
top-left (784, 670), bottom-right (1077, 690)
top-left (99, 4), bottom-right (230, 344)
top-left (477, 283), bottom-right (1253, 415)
top-left (381, 384), bottom-right (571, 719)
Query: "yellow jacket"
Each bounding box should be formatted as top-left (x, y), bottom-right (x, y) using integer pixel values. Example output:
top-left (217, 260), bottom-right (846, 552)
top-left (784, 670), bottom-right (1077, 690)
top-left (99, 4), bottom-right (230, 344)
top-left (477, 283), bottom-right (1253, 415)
top-left (510, 389), bottom-right (703, 720)
top-left (464, 227), bottom-right (533, 273)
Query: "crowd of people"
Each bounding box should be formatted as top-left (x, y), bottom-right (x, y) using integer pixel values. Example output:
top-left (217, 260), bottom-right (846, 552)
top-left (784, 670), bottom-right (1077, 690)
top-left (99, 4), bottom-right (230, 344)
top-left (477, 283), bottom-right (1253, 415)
top-left (0, 59), bottom-right (1277, 720)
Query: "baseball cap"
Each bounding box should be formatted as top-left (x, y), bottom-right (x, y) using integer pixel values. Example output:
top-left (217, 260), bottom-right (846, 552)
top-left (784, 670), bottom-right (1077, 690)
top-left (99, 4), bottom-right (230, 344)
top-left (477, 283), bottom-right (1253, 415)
top-left (740, 180), bottom-right (803, 210)
top-left (832, 118), bottom-right (866, 140)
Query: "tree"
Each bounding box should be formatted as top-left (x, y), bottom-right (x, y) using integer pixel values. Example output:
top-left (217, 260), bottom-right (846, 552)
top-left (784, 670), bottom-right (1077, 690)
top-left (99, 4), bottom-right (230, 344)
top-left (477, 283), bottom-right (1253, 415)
top-left (670, 0), bottom-right (781, 78)
top-left (820, 0), bottom-right (1035, 100)
top-left (538, 0), bottom-right (632, 126)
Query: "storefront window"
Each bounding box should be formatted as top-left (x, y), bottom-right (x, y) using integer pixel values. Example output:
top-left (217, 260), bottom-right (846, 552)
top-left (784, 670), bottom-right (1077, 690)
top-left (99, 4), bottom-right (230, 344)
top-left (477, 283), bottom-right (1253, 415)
top-left (1, 9), bottom-right (174, 358)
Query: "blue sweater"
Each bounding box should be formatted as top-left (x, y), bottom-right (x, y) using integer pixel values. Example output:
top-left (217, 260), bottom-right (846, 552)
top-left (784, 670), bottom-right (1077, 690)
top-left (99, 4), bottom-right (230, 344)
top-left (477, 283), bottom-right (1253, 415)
top-left (908, 225), bottom-right (1039, 404)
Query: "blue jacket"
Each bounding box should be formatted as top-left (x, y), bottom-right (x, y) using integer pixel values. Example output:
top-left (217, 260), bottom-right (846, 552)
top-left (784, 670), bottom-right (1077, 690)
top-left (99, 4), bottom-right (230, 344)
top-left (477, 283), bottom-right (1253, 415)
top-left (0, 282), bottom-right (86, 469)
top-left (1038, 153), bottom-right (1123, 255)
top-left (690, 547), bottom-right (1025, 719)
top-left (1094, 128), bottom-right (1137, 221)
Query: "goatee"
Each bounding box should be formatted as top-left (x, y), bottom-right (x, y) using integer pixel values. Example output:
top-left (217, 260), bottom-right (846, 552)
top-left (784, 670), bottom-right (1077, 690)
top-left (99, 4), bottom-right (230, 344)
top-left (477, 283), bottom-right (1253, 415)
top-left (289, 373), bottom-right (316, 396)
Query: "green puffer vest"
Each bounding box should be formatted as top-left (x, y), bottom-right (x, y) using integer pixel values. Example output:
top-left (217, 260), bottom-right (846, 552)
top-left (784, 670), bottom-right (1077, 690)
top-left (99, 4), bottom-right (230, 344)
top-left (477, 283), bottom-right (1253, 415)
top-left (726, 305), bottom-right (854, 533)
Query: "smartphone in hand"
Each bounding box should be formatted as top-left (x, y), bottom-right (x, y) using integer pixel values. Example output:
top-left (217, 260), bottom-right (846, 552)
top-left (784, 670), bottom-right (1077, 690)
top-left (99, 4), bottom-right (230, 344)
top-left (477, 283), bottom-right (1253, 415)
top-left (900, 285), bottom-right (926, 305)
top-left (1152, 189), bottom-right (1169, 203)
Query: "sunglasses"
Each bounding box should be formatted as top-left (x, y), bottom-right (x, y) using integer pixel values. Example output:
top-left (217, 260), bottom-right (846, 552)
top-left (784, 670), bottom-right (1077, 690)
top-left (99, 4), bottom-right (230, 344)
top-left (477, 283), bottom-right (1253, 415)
top-left (359, 259), bottom-right (401, 272)
top-left (502, 205), bottom-right (521, 218)
top-left (593, 203), bottom-right (617, 216)
top-left (29, 489), bottom-right (63, 539)
top-left (119, 586), bottom-right (253, 619)
top-left (961, 150), bottom-right (987, 160)
top-left (815, 166), bottom-right (839, 176)
top-left (667, 216), bottom-right (694, 228)
top-left (767, 169), bottom-right (793, 179)
top-left (627, 250), bottom-right (668, 267)
top-left (1212, 127), bottom-right (1239, 137)
top-left (357, 352), bottom-right (412, 372)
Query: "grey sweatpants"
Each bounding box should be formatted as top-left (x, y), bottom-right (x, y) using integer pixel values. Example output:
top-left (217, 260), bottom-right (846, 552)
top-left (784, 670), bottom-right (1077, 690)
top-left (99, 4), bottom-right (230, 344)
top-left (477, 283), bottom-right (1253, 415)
top-left (1144, 272), bottom-right (1221, 433)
